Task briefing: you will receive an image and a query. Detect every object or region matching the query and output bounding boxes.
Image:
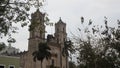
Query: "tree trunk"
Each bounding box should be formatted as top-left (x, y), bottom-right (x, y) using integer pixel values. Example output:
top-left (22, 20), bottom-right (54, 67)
top-left (34, 61), bottom-right (36, 68)
top-left (66, 56), bottom-right (68, 68)
top-left (41, 61), bottom-right (42, 68)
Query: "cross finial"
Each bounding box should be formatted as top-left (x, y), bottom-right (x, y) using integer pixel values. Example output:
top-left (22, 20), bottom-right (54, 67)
top-left (59, 17), bottom-right (62, 21)
top-left (36, 9), bottom-right (40, 12)
top-left (60, 17), bottom-right (61, 19)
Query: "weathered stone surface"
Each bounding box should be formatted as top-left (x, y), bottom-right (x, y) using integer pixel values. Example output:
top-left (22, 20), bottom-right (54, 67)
top-left (20, 10), bottom-right (68, 68)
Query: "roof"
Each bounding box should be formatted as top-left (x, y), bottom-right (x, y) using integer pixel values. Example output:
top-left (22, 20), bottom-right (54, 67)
top-left (57, 17), bottom-right (66, 25)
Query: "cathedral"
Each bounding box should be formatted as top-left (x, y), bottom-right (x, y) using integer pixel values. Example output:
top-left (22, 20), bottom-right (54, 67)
top-left (20, 9), bottom-right (68, 68)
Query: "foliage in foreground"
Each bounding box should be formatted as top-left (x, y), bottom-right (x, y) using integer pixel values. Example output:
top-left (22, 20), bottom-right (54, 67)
top-left (32, 42), bottom-right (51, 68)
top-left (0, 42), bottom-right (5, 51)
top-left (76, 17), bottom-right (120, 68)
top-left (0, 0), bottom-right (50, 50)
top-left (0, 0), bottom-right (45, 37)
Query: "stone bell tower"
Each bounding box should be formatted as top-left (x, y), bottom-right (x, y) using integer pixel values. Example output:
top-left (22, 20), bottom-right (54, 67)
top-left (20, 9), bottom-right (46, 68)
top-left (54, 18), bottom-right (67, 46)
top-left (54, 18), bottom-right (68, 68)
top-left (28, 9), bottom-right (45, 52)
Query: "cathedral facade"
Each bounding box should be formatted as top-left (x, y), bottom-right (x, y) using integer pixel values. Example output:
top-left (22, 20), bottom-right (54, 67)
top-left (20, 9), bottom-right (68, 68)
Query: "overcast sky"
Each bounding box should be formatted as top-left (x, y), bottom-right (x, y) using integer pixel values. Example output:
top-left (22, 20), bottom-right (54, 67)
top-left (1, 0), bottom-right (120, 51)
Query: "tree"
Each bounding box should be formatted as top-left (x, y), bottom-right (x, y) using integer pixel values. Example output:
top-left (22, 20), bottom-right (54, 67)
top-left (75, 17), bottom-right (120, 68)
top-left (62, 40), bottom-right (75, 68)
top-left (77, 41), bottom-right (95, 68)
top-left (0, 0), bottom-right (44, 35)
top-left (69, 61), bottom-right (76, 68)
top-left (0, 42), bottom-right (6, 51)
top-left (0, 0), bottom-right (50, 45)
top-left (77, 64), bottom-right (86, 68)
top-left (32, 42), bottom-right (51, 68)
